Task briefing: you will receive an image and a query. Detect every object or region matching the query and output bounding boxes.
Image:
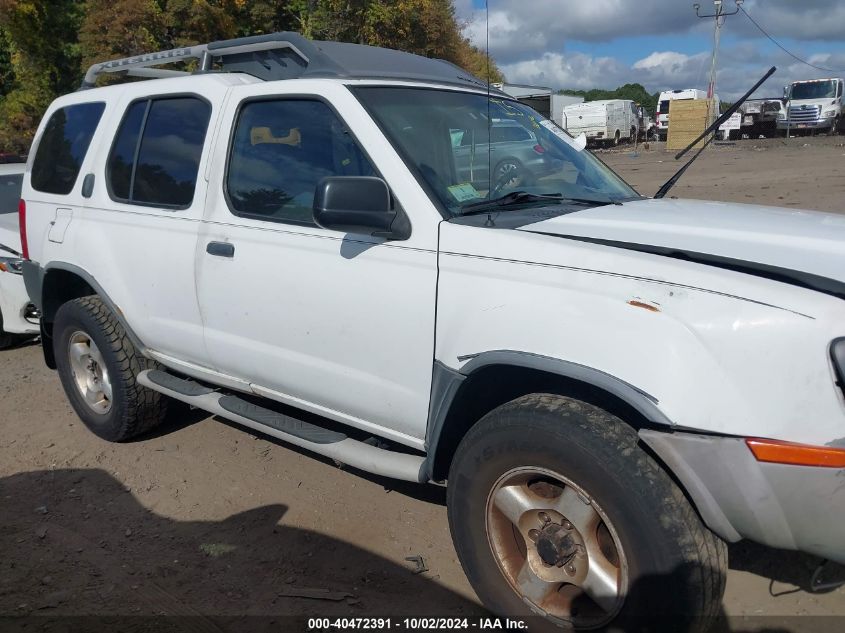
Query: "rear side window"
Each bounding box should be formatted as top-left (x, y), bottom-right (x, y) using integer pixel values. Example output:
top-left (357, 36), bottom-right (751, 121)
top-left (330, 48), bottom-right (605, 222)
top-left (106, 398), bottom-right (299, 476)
top-left (107, 97), bottom-right (211, 208)
top-left (0, 172), bottom-right (23, 215)
top-left (31, 103), bottom-right (105, 195)
top-left (226, 99), bottom-right (376, 225)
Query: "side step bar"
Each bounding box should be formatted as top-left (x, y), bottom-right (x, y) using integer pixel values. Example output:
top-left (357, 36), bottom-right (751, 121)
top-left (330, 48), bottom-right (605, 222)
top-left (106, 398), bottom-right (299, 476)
top-left (138, 370), bottom-right (427, 483)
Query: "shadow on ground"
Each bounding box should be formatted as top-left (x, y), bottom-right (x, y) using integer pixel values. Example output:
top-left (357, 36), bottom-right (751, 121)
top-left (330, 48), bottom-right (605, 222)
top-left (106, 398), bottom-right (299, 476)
top-left (2, 464), bottom-right (839, 633)
top-left (0, 468), bottom-right (480, 632)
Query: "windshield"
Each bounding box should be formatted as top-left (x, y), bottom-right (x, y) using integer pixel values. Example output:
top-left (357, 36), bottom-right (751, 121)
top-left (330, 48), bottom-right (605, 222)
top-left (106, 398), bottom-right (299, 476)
top-left (354, 87), bottom-right (638, 216)
top-left (791, 81), bottom-right (837, 100)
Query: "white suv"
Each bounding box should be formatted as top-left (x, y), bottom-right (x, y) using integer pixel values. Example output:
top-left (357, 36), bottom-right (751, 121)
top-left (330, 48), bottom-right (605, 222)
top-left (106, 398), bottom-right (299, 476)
top-left (18, 33), bottom-right (845, 631)
top-left (0, 161), bottom-right (39, 348)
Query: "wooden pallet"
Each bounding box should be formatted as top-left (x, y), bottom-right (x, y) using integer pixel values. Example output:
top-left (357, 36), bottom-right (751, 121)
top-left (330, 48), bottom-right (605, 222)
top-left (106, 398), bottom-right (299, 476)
top-left (667, 99), bottom-right (715, 150)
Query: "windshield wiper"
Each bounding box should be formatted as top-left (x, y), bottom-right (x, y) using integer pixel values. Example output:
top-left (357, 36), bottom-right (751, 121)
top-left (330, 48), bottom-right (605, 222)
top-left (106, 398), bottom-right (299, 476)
top-left (0, 242), bottom-right (21, 258)
top-left (655, 66), bottom-right (777, 199)
top-left (460, 191), bottom-right (618, 216)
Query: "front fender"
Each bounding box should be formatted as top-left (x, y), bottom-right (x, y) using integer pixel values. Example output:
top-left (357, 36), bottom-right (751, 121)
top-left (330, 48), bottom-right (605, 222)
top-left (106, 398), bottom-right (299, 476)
top-left (435, 224), bottom-right (845, 447)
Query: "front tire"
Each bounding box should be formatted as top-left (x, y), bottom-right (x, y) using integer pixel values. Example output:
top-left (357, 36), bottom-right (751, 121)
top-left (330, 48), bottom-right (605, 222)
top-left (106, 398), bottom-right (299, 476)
top-left (54, 296), bottom-right (168, 442)
top-left (447, 394), bottom-right (726, 631)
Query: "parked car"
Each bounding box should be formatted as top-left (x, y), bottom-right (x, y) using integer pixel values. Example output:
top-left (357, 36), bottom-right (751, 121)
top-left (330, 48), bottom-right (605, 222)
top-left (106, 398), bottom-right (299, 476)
top-left (451, 120), bottom-right (562, 189)
top-left (18, 33), bottom-right (845, 631)
top-left (0, 162), bottom-right (39, 348)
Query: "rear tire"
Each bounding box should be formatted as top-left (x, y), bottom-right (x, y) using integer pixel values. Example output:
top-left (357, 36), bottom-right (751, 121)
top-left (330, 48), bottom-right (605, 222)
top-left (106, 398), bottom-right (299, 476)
top-left (447, 394), bottom-right (726, 632)
top-left (54, 296), bottom-right (168, 442)
top-left (0, 311), bottom-right (23, 350)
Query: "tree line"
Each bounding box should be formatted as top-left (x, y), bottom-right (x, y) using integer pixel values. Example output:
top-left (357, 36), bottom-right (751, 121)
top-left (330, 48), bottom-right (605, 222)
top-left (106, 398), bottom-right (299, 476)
top-left (0, 0), bottom-right (503, 154)
top-left (560, 83), bottom-right (660, 114)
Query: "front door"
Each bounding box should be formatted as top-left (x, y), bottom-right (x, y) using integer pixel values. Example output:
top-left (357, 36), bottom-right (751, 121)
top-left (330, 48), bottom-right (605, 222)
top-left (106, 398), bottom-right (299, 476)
top-left (197, 88), bottom-right (439, 447)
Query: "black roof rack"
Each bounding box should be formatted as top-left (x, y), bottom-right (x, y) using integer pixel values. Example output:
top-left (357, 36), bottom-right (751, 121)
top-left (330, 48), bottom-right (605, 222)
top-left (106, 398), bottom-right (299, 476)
top-left (81, 32), bottom-right (496, 92)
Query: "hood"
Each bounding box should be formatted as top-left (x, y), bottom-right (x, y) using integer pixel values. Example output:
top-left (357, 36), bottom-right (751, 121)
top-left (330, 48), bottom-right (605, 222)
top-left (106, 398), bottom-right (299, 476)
top-left (517, 198), bottom-right (845, 297)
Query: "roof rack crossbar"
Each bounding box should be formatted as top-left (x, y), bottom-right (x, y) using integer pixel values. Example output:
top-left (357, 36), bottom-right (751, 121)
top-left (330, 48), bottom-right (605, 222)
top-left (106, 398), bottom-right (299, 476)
top-left (79, 31), bottom-right (493, 92)
top-left (80, 37), bottom-right (310, 89)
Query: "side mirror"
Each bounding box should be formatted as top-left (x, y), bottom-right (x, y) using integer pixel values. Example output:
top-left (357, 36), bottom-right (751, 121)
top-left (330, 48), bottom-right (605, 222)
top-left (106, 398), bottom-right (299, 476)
top-left (574, 133), bottom-right (588, 151)
top-left (783, 85), bottom-right (789, 99)
top-left (313, 177), bottom-right (410, 240)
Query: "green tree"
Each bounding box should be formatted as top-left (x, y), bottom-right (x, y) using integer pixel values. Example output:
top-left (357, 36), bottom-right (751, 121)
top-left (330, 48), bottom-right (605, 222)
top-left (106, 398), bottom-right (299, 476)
top-left (162, 0), bottom-right (236, 48)
top-left (0, 28), bottom-right (13, 98)
top-left (0, 0), bottom-right (504, 151)
top-left (78, 0), bottom-right (166, 72)
top-left (561, 83), bottom-right (659, 114)
top-left (0, 0), bottom-right (84, 152)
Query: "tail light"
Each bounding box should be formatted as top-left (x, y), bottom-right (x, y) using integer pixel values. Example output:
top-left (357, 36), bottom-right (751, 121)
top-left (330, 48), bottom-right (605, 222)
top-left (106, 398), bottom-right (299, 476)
top-left (533, 144), bottom-right (545, 154)
top-left (18, 199), bottom-right (28, 260)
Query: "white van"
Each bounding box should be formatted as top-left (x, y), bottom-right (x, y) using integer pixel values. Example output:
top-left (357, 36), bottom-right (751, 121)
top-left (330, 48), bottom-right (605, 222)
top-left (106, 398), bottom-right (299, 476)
top-left (656, 89), bottom-right (709, 140)
top-left (561, 99), bottom-right (639, 146)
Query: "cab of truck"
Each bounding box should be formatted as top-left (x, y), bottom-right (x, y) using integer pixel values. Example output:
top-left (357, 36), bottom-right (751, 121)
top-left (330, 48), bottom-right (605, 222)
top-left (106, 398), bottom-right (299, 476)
top-left (655, 88), bottom-right (708, 140)
top-left (779, 77), bottom-right (845, 135)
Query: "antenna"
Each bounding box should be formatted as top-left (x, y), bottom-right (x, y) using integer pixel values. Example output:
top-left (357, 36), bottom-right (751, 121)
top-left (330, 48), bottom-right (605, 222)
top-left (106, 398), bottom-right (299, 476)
top-left (486, 0), bottom-right (492, 200)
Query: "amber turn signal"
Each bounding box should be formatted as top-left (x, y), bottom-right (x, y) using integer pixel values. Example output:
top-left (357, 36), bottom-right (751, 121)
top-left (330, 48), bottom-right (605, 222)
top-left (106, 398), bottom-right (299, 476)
top-left (746, 438), bottom-right (845, 468)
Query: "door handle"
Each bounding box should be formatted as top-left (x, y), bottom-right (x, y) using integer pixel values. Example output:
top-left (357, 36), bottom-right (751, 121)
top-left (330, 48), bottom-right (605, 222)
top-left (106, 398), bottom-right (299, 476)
top-left (206, 241), bottom-right (235, 258)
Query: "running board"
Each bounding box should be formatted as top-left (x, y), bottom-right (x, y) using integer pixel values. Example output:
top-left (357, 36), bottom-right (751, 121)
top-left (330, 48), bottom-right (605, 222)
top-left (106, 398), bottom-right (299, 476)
top-left (137, 369), bottom-right (427, 483)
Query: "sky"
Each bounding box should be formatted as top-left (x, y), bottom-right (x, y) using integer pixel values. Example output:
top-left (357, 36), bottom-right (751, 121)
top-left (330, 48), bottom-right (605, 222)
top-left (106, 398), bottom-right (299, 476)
top-left (454, 0), bottom-right (845, 100)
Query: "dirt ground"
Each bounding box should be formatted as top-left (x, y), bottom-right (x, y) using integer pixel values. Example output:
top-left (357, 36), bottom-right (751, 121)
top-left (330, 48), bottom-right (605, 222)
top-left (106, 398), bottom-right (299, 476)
top-left (1, 136), bottom-right (844, 632)
top-left (602, 134), bottom-right (845, 214)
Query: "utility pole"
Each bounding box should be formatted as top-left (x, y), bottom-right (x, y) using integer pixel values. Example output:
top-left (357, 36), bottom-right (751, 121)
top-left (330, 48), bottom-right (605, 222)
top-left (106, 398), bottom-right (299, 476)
top-left (694, 0), bottom-right (744, 126)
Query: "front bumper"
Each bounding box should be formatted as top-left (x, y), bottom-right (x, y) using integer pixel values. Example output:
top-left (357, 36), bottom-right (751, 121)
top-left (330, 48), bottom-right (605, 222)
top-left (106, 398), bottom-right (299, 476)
top-left (640, 430), bottom-right (845, 564)
top-left (0, 271), bottom-right (38, 335)
top-left (777, 119), bottom-right (834, 130)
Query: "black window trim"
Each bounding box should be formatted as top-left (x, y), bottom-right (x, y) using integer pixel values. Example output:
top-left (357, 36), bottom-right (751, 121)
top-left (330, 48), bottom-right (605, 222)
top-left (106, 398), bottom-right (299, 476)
top-left (105, 92), bottom-right (212, 211)
top-left (30, 101), bottom-right (107, 197)
top-left (222, 92), bottom-right (401, 230)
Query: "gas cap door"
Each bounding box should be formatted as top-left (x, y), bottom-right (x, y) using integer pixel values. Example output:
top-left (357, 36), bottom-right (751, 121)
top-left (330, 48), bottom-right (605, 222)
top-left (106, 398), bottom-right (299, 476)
top-left (47, 208), bottom-right (73, 244)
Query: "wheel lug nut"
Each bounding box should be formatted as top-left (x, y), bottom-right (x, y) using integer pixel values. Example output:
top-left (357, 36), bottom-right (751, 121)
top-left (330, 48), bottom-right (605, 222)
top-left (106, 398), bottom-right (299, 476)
top-left (538, 512), bottom-right (551, 524)
top-left (565, 564), bottom-right (576, 575)
top-left (528, 529), bottom-right (540, 542)
top-left (562, 520), bottom-right (573, 530)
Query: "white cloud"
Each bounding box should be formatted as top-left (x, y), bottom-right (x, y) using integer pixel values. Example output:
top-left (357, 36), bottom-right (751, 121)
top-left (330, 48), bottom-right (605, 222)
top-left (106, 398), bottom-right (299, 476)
top-left (499, 52), bottom-right (629, 90)
top-left (633, 52), bottom-right (696, 72)
top-left (458, 0), bottom-right (845, 100)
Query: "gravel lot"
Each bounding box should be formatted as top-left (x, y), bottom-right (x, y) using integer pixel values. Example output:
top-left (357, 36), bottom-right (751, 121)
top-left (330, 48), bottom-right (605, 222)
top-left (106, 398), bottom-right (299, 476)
top-left (1, 136), bottom-right (843, 631)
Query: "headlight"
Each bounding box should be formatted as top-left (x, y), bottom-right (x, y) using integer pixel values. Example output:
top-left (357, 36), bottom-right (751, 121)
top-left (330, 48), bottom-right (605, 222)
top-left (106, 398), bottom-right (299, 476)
top-left (823, 109), bottom-right (838, 118)
top-left (777, 112), bottom-right (787, 120)
top-left (832, 338), bottom-right (845, 395)
top-left (0, 257), bottom-right (23, 275)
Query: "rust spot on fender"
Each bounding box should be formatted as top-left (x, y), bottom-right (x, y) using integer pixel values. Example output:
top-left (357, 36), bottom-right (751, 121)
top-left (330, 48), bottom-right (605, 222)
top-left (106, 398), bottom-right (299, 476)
top-left (627, 299), bottom-right (661, 313)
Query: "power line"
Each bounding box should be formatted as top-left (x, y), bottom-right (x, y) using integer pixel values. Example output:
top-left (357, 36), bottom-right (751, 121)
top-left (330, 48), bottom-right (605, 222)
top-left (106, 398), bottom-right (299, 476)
top-left (740, 6), bottom-right (845, 74)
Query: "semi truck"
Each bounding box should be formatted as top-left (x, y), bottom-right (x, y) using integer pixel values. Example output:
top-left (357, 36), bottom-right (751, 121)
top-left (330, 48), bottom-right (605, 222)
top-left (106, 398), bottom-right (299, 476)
top-left (779, 77), bottom-right (844, 135)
